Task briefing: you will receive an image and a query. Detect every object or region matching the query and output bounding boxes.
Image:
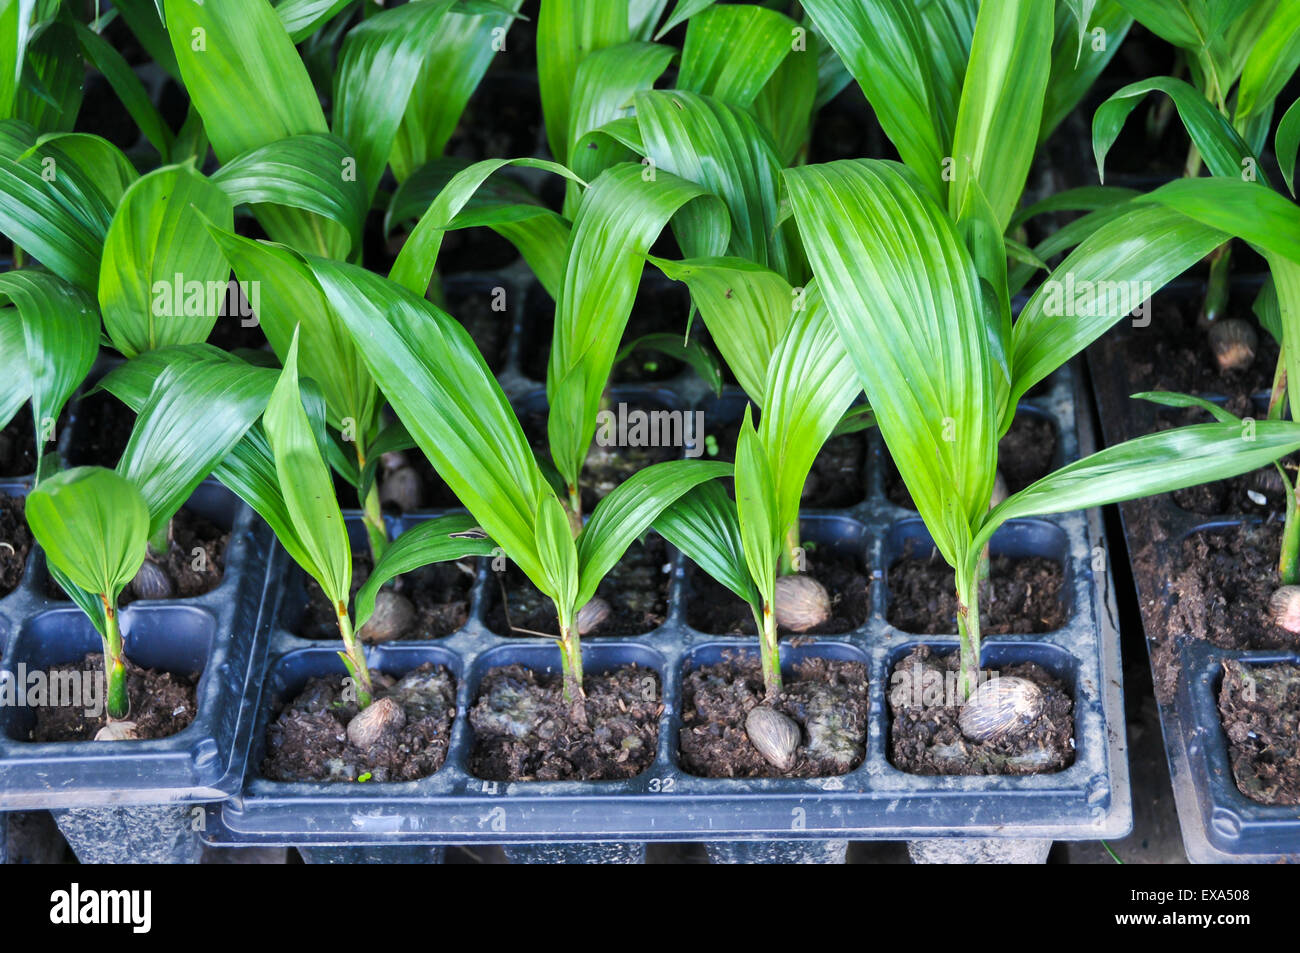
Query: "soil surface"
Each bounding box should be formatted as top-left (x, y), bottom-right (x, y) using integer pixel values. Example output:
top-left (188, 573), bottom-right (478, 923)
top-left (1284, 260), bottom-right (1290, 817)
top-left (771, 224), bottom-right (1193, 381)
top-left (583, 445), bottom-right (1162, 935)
top-left (1115, 299), bottom-right (1276, 412)
top-left (1168, 520), bottom-right (1300, 653)
top-left (0, 493), bottom-right (31, 597)
top-left (66, 391), bottom-right (135, 468)
top-left (485, 537), bottom-right (669, 637)
top-left (1218, 660), bottom-right (1300, 806)
top-left (687, 551), bottom-right (870, 635)
top-left (47, 508), bottom-right (226, 604)
top-left (468, 663), bottom-right (660, 781)
top-left (889, 646), bottom-right (1075, 775)
top-left (28, 654), bottom-right (197, 743)
top-left (129, 508), bottom-right (226, 603)
top-left (679, 654), bottom-right (869, 778)
top-left (298, 549), bottom-right (475, 641)
top-left (887, 412), bottom-right (1056, 507)
top-left (520, 283), bottom-right (691, 385)
top-left (445, 283), bottom-right (510, 372)
top-left (383, 453), bottom-right (463, 511)
top-left (704, 413), bottom-right (867, 508)
top-left (996, 415), bottom-right (1058, 493)
top-left (887, 548), bottom-right (1067, 634)
top-left (0, 405), bottom-right (43, 476)
top-left (1171, 460), bottom-right (1294, 517)
top-left (521, 399), bottom-right (679, 513)
top-left (262, 663), bottom-right (456, 782)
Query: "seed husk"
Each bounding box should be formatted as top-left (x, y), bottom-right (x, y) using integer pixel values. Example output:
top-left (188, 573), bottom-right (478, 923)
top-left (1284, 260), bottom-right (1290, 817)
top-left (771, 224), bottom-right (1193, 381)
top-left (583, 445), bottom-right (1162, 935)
top-left (347, 696), bottom-right (406, 749)
top-left (358, 590), bottom-right (416, 643)
top-left (745, 705), bottom-right (801, 771)
top-left (379, 463), bottom-right (423, 512)
top-left (1207, 318), bottom-right (1257, 373)
top-left (576, 596), bottom-right (611, 635)
top-left (130, 560), bottom-right (173, 601)
top-left (773, 574), bottom-right (831, 631)
top-left (1268, 585), bottom-right (1300, 634)
top-left (957, 676), bottom-right (1044, 743)
top-left (990, 470), bottom-right (1008, 508)
top-left (94, 721), bottom-right (139, 742)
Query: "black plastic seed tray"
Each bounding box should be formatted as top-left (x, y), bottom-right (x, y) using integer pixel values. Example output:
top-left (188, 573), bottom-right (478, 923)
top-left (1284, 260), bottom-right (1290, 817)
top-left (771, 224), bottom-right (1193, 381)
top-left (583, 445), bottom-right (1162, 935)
top-left (201, 264), bottom-right (1130, 849)
top-left (0, 477), bottom-right (274, 810)
top-left (1087, 281), bottom-right (1300, 863)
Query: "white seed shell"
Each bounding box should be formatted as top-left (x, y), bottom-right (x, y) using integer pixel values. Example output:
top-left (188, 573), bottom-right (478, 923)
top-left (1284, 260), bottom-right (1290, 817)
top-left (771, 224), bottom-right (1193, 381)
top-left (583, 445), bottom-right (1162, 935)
top-left (347, 697), bottom-right (406, 750)
top-left (1269, 586), bottom-right (1300, 634)
top-left (358, 591), bottom-right (416, 643)
top-left (745, 706), bottom-right (801, 771)
top-left (130, 560), bottom-right (174, 601)
top-left (957, 676), bottom-right (1044, 743)
top-left (576, 597), bottom-right (611, 635)
top-left (95, 721), bottom-right (139, 742)
top-left (773, 575), bottom-right (831, 632)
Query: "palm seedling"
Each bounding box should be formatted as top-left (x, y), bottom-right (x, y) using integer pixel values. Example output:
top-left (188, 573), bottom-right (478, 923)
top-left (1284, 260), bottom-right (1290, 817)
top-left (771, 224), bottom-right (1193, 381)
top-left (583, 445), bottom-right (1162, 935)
top-left (802, 0), bottom-right (1136, 243)
top-left (1092, 0), bottom-right (1300, 348)
top-left (784, 158), bottom-right (1300, 735)
top-left (138, 0), bottom-right (527, 561)
top-left (97, 332), bottom-right (498, 740)
top-left (649, 292), bottom-right (859, 768)
top-left (1097, 39), bottom-right (1300, 592)
top-left (0, 119), bottom-right (259, 592)
top-left (24, 354), bottom-right (273, 731)
top-left (299, 254), bottom-right (728, 711)
top-left (253, 330), bottom-right (496, 717)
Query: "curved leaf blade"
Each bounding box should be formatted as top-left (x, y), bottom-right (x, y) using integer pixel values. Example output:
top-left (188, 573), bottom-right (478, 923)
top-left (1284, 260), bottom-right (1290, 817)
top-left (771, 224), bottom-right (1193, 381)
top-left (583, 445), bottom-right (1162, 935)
top-left (354, 513), bottom-right (495, 630)
top-left (98, 163), bottom-right (234, 357)
top-left (575, 457), bottom-right (730, 606)
top-left (26, 466), bottom-right (148, 600)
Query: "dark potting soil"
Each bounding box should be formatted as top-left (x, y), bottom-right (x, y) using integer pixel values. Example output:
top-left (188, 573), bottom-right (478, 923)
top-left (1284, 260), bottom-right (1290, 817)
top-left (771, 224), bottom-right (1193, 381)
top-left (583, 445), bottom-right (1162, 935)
top-left (888, 645), bottom-right (1075, 775)
top-left (1218, 660), bottom-right (1300, 806)
top-left (262, 663), bottom-right (456, 782)
top-left (205, 314), bottom-right (269, 352)
top-left (611, 283), bottom-right (692, 384)
top-left (0, 405), bottom-right (45, 476)
top-left (298, 550), bottom-right (475, 641)
top-left (1115, 299), bottom-right (1277, 411)
top-left (46, 508), bottom-right (227, 604)
top-left (77, 74), bottom-right (141, 150)
top-left (887, 549), bottom-right (1067, 634)
top-left (679, 654), bottom-right (869, 778)
top-left (384, 452), bottom-right (463, 511)
top-left (1168, 520), bottom-right (1300, 653)
top-left (519, 285), bottom-right (690, 385)
top-left (0, 492), bottom-right (31, 597)
top-left (705, 414), bottom-right (868, 508)
top-left (1149, 405), bottom-right (1299, 516)
top-left (521, 400), bottom-right (679, 513)
top-left (468, 663), bottom-right (660, 781)
top-left (886, 412), bottom-right (1056, 508)
top-left (485, 536), bottom-right (670, 637)
top-left (445, 284), bottom-right (510, 372)
top-left (1171, 460), bottom-right (1295, 517)
top-left (687, 550), bottom-right (870, 635)
top-left (66, 391), bottom-right (134, 468)
top-left (28, 654), bottom-right (197, 743)
top-left (447, 76), bottom-right (542, 165)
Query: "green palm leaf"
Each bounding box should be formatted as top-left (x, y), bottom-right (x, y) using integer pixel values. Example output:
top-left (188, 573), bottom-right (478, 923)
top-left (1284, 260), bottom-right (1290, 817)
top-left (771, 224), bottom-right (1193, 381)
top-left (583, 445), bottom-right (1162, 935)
top-left (784, 159), bottom-right (995, 569)
top-left (0, 269), bottom-right (98, 478)
top-left (98, 163), bottom-right (234, 357)
top-left (545, 163), bottom-right (728, 498)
